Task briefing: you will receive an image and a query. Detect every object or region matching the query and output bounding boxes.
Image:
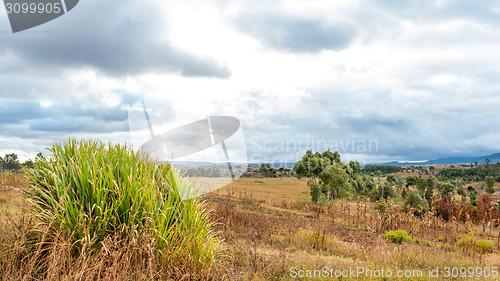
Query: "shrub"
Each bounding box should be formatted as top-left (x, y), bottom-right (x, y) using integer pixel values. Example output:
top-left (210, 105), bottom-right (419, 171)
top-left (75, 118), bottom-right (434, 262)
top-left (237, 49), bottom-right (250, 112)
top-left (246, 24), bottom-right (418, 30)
top-left (384, 229), bottom-right (413, 244)
top-left (310, 184), bottom-right (320, 204)
top-left (369, 183), bottom-right (395, 201)
top-left (405, 191), bottom-right (428, 216)
top-left (23, 138), bottom-right (219, 277)
top-left (486, 179), bottom-right (495, 194)
top-left (433, 196), bottom-right (457, 221)
top-left (456, 236), bottom-right (494, 254)
top-left (374, 198), bottom-right (394, 215)
top-left (475, 239), bottom-right (494, 254)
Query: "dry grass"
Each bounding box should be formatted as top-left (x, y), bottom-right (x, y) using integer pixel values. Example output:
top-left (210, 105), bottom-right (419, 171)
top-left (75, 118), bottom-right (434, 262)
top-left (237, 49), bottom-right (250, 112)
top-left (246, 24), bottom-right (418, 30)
top-left (2, 174), bottom-right (500, 280)
top-left (205, 178), bottom-right (500, 280)
top-left (212, 177), bottom-right (310, 204)
top-left (0, 172), bottom-right (26, 191)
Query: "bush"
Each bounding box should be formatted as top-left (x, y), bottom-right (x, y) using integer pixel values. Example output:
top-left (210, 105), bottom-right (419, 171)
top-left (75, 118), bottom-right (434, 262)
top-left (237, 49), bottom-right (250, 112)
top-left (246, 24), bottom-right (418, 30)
top-left (405, 191), bottom-right (428, 215)
top-left (456, 236), bottom-right (494, 254)
top-left (434, 196), bottom-right (457, 221)
top-left (310, 184), bottom-right (320, 203)
top-left (475, 239), bottom-right (494, 254)
top-left (384, 229), bottom-right (413, 244)
top-left (486, 179), bottom-right (495, 194)
top-left (23, 139), bottom-right (219, 278)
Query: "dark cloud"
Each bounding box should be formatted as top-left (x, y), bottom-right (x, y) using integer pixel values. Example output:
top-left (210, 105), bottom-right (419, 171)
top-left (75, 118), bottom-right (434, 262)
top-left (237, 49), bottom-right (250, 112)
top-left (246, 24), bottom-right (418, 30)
top-left (0, 93), bottom-right (143, 136)
top-left (0, 99), bottom-right (47, 123)
top-left (28, 117), bottom-right (128, 133)
top-left (0, 1), bottom-right (231, 78)
top-left (233, 83), bottom-right (500, 163)
top-left (341, 116), bottom-right (413, 135)
top-left (233, 11), bottom-right (357, 53)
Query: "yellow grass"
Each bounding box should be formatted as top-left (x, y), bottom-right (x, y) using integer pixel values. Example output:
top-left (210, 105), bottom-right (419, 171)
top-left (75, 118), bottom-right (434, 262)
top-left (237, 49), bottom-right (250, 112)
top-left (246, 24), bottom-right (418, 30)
top-left (211, 177), bottom-right (310, 203)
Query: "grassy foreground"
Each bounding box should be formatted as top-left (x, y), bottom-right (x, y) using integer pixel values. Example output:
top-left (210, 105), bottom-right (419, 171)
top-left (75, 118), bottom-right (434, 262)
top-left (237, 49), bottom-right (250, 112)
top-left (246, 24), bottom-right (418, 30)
top-left (2, 169), bottom-right (500, 280)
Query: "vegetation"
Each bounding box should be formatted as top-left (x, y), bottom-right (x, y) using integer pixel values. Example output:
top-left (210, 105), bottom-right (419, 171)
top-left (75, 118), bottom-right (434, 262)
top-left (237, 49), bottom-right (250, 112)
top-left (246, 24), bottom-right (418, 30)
top-left (293, 150), bottom-right (364, 203)
top-left (486, 179), bottom-right (495, 194)
top-left (0, 154), bottom-right (21, 171)
top-left (1, 139), bottom-right (219, 280)
top-left (2, 172), bottom-right (500, 280)
top-left (437, 163), bottom-right (500, 182)
top-left (2, 145), bottom-right (500, 280)
top-left (361, 165), bottom-right (402, 175)
top-left (455, 236), bottom-right (494, 255)
top-left (384, 229), bottom-right (413, 243)
top-left (209, 185), bottom-right (500, 279)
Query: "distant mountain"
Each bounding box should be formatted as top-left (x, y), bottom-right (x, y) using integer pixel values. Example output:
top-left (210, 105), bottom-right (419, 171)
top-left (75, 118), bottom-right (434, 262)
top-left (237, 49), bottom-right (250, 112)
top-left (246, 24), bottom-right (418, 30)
top-left (168, 152), bottom-right (500, 168)
top-left (379, 153), bottom-right (500, 166)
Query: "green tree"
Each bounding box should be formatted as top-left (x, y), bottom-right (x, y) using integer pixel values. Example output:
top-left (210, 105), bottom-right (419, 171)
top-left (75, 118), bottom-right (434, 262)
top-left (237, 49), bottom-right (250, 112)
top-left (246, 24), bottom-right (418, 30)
top-left (319, 163), bottom-right (351, 199)
top-left (402, 188), bottom-right (408, 198)
top-left (457, 187), bottom-right (467, 202)
top-left (469, 187), bottom-right (478, 206)
top-left (347, 160), bottom-right (361, 177)
top-left (310, 184), bottom-right (321, 204)
top-left (22, 159), bottom-right (35, 169)
top-left (405, 191), bottom-right (429, 214)
top-left (321, 149), bottom-right (342, 165)
top-left (405, 175), bottom-right (418, 188)
top-left (3, 153), bottom-right (21, 170)
top-left (424, 186), bottom-right (433, 205)
top-left (425, 177), bottom-right (436, 190)
top-left (294, 151), bottom-right (329, 186)
top-left (486, 179), bottom-right (495, 194)
top-left (295, 150), bottom-right (356, 202)
top-left (416, 178), bottom-right (426, 191)
top-left (386, 175), bottom-right (396, 183)
top-left (355, 178), bottom-right (365, 193)
top-left (260, 163), bottom-right (272, 177)
top-left (365, 177), bottom-right (376, 191)
top-left (370, 182), bottom-right (395, 201)
top-left (439, 183), bottom-right (455, 197)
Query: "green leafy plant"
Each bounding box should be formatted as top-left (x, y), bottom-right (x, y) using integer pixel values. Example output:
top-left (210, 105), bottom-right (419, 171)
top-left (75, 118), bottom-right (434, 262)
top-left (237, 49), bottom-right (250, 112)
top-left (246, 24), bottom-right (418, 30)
top-left (24, 138), bottom-right (219, 272)
top-left (455, 235), bottom-right (494, 254)
top-left (384, 229), bottom-right (413, 244)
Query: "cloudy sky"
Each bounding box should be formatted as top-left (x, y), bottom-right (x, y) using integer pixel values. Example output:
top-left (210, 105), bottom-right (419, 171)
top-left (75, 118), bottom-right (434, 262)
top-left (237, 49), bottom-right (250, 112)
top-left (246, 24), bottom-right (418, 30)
top-left (1, 0), bottom-right (500, 164)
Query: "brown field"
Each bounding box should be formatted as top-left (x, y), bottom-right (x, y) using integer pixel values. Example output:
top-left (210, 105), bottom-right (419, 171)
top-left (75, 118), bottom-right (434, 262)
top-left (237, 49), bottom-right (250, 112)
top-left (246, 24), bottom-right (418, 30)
top-left (206, 177), bottom-right (500, 280)
top-left (210, 177), bottom-right (310, 203)
top-left (2, 174), bottom-right (500, 280)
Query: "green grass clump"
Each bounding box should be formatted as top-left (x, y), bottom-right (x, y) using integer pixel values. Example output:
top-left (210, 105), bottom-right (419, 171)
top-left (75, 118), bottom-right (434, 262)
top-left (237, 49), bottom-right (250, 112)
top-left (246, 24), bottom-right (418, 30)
top-left (455, 235), bottom-right (494, 254)
top-left (475, 239), bottom-right (494, 254)
top-left (384, 229), bottom-right (413, 244)
top-left (24, 138), bottom-right (219, 277)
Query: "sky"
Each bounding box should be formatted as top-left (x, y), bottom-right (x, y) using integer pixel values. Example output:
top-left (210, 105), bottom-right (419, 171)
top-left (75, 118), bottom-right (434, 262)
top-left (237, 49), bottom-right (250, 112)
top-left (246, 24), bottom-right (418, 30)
top-left (1, 0), bottom-right (500, 165)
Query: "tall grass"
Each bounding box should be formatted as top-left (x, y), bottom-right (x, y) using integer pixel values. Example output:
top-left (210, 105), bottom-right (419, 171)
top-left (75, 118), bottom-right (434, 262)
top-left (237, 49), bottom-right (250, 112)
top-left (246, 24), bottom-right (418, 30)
top-left (11, 138), bottom-right (219, 279)
top-left (0, 171), bottom-right (25, 190)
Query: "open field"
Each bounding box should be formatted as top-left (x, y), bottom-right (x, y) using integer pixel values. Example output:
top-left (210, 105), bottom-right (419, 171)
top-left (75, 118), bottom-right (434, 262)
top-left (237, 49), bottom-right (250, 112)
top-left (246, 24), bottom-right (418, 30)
top-left (207, 177), bottom-right (310, 204)
top-left (205, 178), bottom-right (500, 280)
top-left (2, 174), bottom-right (500, 280)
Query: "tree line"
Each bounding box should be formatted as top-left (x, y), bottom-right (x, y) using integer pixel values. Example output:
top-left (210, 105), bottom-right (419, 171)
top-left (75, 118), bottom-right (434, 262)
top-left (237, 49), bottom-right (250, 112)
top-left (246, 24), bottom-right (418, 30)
top-left (0, 152), bottom-right (42, 171)
top-left (293, 150), bottom-right (500, 222)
